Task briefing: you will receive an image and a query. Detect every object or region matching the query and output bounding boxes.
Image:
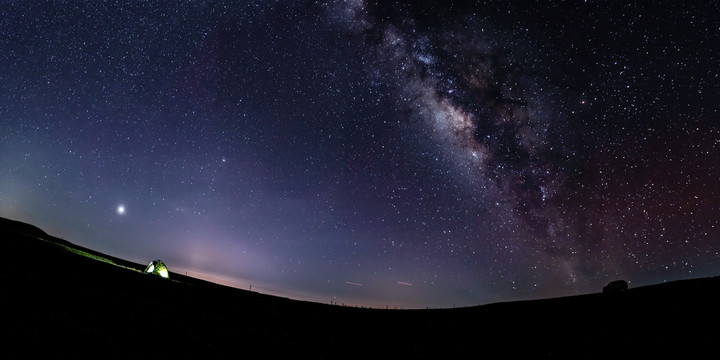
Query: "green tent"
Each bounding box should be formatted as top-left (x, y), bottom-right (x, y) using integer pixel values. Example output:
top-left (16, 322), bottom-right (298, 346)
top-left (144, 259), bottom-right (169, 278)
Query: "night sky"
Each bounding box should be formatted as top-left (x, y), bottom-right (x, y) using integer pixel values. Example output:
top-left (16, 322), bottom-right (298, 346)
top-left (1, 1), bottom-right (719, 308)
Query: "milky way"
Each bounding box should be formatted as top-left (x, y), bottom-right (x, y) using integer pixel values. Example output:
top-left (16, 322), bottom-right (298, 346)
top-left (332, 1), bottom-right (720, 291)
top-left (1, 1), bottom-right (719, 308)
top-left (333, 1), bottom-right (601, 286)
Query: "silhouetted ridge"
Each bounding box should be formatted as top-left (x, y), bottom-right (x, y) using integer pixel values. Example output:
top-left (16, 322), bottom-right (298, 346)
top-left (2, 215), bottom-right (720, 359)
top-left (0, 216), bottom-right (50, 239)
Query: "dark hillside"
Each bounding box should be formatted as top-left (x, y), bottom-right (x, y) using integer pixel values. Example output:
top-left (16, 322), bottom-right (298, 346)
top-left (2, 216), bottom-right (719, 359)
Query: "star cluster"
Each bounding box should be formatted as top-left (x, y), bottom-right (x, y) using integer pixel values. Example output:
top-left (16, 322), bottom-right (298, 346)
top-left (0, 1), bottom-right (718, 308)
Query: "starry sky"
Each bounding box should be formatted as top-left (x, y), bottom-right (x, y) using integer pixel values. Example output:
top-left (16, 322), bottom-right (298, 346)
top-left (1, 0), bottom-right (719, 308)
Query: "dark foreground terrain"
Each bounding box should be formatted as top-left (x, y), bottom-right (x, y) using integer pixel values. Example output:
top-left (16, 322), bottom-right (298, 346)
top-left (2, 216), bottom-right (719, 359)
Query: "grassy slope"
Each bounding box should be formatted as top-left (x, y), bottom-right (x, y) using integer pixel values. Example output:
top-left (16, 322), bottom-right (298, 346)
top-left (2, 216), bottom-right (719, 359)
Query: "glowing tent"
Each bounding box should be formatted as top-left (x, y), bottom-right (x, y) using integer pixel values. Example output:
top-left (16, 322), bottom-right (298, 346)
top-left (144, 259), bottom-right (170, 279)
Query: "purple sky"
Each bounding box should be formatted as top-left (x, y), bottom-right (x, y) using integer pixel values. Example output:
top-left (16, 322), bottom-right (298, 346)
top-left (1, 1), bottom-right (719, 308)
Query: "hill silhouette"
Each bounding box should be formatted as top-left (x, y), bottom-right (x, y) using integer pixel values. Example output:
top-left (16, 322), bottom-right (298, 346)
top-left (2, 216), bottom-right (719, 359)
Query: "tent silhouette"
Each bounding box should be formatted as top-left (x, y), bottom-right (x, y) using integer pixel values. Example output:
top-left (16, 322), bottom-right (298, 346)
top-left (144, 259), bottom-right (169, 278)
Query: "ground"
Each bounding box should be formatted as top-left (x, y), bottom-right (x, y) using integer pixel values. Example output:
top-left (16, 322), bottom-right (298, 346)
top-left (2, 216), bottom-right (719, 359)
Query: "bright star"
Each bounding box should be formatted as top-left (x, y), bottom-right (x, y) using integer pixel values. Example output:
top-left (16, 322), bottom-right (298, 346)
top-left (116, 205), bottom-right (126, 215)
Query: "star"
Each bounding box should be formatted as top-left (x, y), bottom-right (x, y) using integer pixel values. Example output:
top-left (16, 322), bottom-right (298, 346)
top-left (116, 205), bottom-right (126, 216)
